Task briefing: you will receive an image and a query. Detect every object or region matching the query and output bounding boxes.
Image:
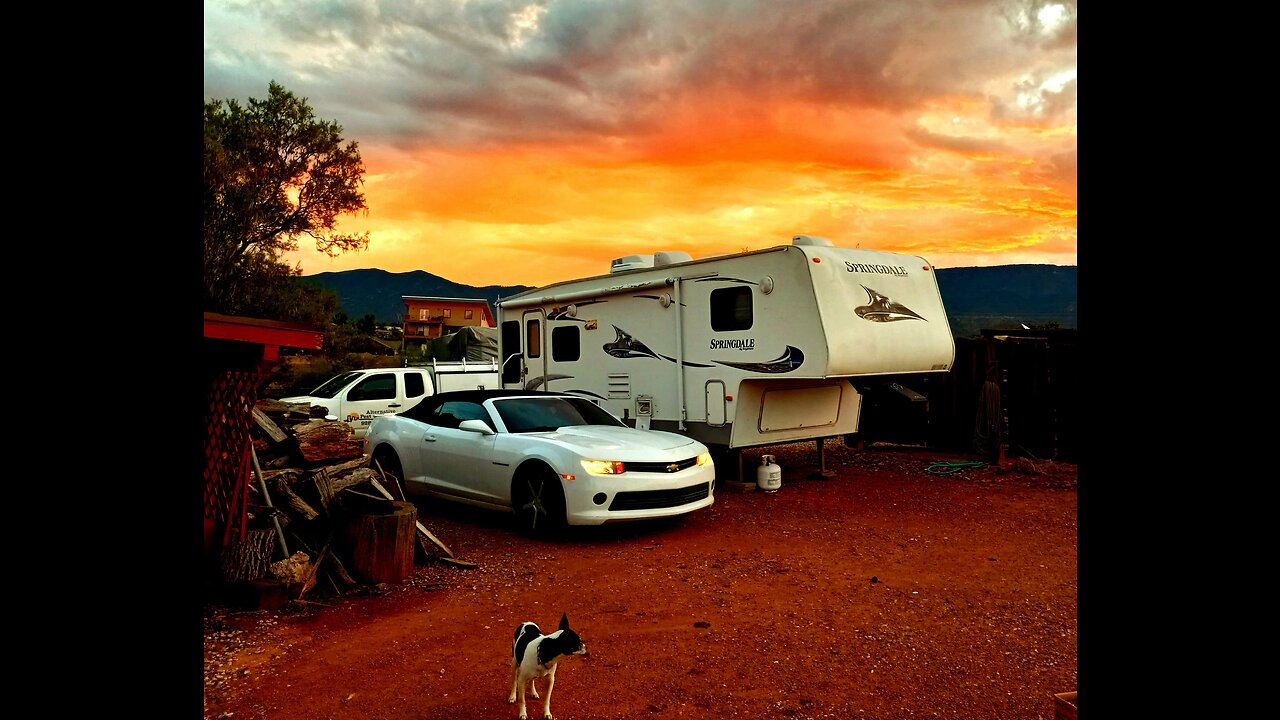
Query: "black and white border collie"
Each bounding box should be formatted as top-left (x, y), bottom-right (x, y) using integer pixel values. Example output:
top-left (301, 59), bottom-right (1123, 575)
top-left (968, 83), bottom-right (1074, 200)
top-left (508, 613), bottom-right (588, 720)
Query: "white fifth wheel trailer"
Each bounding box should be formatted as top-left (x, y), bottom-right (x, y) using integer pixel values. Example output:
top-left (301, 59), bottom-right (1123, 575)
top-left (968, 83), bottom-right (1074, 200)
top-left (495, 235), bottom-right (955, 469)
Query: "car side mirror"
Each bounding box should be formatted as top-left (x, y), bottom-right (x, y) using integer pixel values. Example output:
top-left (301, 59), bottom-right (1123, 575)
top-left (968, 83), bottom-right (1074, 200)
top-left (459, 419), bottom-right (496, 435)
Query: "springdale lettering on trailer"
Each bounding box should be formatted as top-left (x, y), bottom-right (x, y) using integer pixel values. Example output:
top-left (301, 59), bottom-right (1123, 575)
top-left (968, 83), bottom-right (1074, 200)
top-left (710, 338), bottom-right (756, 351)
top-left (844, 261), bottom-right (909, 277)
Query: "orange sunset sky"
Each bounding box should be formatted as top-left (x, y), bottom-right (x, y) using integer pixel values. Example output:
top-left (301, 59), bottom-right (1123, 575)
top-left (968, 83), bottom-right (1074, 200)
top-left (204, 0), bottom-right (1076, 289)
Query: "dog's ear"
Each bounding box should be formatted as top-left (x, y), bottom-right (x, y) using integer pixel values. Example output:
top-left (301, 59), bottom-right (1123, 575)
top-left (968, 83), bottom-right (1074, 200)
top-left (559, 613), bottom-right (570, 631)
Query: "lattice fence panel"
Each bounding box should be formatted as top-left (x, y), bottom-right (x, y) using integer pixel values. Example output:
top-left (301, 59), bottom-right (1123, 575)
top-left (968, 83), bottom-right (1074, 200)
top-left (203, 368), bottom-right (260, 549)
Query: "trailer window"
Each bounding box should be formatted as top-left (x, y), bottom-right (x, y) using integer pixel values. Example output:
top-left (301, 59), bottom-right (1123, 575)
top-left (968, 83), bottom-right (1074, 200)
top-left (526, 319), bottom-right (541, 358)
top-left (552, 326), bottom-right (580, 362)
top-left (711, 286), bottom-right (753, 331)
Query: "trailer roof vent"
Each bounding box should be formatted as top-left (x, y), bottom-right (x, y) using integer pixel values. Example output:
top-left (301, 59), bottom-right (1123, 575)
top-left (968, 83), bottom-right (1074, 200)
top-left (792, 235), bottom-right (834, 247)
top-left (653, 251), bottom-right (693, 267)
top-left (610, 254), bottom-right (655, 273)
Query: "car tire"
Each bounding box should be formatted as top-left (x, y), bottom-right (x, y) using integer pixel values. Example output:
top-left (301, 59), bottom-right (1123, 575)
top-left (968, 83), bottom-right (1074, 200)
top-left (512, 465), bottom-right (566, 538)
top-left (371, 447), bottom-right (407, 499)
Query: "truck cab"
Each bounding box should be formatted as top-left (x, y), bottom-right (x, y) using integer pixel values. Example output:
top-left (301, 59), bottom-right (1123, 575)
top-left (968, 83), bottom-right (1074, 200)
top-left (281, 363), bottom-right (502, 439)
top-left (281, 368), bottom-right (435, 439)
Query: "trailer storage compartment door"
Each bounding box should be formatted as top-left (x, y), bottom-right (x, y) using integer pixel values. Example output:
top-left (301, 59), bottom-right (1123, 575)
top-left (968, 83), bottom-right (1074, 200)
top-left (759, 384), bottom-right (843, 431)
top-left (705, 380), bottom-right (727, 426)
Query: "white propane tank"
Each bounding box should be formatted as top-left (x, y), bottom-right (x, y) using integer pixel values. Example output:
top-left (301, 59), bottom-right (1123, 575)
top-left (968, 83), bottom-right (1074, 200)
top-left (757, 454), bottom-right (782, 492)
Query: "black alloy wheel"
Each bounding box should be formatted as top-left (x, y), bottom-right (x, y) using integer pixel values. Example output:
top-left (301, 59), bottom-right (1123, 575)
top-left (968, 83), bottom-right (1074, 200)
top-left (512, 466), bottom-right (566, 537)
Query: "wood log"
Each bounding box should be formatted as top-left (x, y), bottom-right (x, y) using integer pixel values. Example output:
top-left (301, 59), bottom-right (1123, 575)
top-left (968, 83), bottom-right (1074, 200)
top-left (295, 421), bottom-right (364, 463)
top-left (251, 407), bottom-right (289, 443)
top-left (322, 548), bottom-right (359, 588)
top-left (256, 399), bottom-right (314, 416)
top-left (369, 478), bottom-right (455, 559)
top-left (338, 502), bottom-right (417, 584)
top-left (272, 474), bottom-right (319, 521)
top-left (372, 459), bottom-right (408, 501)
top-left (264, 454), bottom-right (296, 470)
top-left (314, 467), bottom-right (381, 512)
top-left (315, 458), bottom-right (372, 477)
top-left (219, 528), bottom-right (276, 582)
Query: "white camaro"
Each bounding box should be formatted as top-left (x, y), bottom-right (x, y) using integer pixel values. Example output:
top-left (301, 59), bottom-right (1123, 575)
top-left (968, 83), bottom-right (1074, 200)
top-left (365, 390), bottom-right (716, 534)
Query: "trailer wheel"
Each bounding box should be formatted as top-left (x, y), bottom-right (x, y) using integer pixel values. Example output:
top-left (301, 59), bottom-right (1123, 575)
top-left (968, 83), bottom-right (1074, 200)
top-left (512, 465), bottom-right (566, 538)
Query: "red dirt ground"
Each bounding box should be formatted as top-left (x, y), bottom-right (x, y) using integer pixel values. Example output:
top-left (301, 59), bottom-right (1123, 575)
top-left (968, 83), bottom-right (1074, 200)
top-left (202, 442), bottom-right (1077, 720)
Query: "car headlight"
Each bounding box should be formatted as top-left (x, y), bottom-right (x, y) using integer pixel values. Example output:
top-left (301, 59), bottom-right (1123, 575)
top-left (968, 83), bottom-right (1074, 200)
top-left (696, 451), bottom-right (712, 466)
top-left (580, 459), bottom-right (626, 475)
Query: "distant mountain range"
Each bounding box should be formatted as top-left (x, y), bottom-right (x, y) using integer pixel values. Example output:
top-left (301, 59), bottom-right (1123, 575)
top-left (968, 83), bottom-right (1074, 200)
top-left (296, 269), bottom-right (533, 325)
top-left (298, 264), bottom-right (1076, 339)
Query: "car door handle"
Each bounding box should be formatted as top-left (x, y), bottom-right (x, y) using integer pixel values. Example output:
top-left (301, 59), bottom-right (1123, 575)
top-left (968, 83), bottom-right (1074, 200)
top-left (388, 403), bottom-right (402, 408)
top-left (424, 434), bottom-right (437, 442)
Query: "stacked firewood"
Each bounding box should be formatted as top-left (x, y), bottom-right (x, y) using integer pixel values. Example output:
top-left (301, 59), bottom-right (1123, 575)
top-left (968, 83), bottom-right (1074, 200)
top-left (228, 400), bottom-right (466, 603)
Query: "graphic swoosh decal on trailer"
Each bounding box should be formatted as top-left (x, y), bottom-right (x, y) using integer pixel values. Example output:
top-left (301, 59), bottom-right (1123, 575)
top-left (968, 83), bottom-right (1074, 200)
top-left (603, 326), bottom-right (662, 360)
top-left (547, 299), bottom-right (608, 320)
top-left (602, 326), bottom-right (714, 367)
top-left (524, 374), bottom-right (574, 391)
top-left (604, 326), bottom-right (800, 373)
top-left (712, 346), bottom-right (806, 374)
top-left (854, 285), bottom-right (926, 322)
top-left (694, 277), bottom-right (759, 285)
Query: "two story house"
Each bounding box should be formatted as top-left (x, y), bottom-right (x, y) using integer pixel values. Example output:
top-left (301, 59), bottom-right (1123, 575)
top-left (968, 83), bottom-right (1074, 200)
top-left (401, 295), bottom-right (495, 355)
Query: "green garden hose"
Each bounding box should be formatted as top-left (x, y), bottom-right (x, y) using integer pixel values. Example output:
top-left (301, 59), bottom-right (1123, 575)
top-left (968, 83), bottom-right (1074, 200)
top-left (925, 460), bottom-right (988, 474)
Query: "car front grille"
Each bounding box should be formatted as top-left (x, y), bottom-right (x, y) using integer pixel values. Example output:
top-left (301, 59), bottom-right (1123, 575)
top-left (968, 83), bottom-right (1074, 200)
top-left (609, 481), bottom-right (711, 511)
top-left (626, 456), bottom-right (700, 473)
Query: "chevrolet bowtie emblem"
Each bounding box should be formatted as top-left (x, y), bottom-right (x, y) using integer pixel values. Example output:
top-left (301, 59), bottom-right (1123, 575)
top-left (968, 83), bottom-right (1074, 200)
top-left (667, 463), bottom-right (680, 472)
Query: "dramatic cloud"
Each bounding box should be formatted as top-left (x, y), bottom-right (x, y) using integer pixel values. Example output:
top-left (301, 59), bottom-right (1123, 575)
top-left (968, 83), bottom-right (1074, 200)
top-left (205, 0), bottom-right (1077, 286)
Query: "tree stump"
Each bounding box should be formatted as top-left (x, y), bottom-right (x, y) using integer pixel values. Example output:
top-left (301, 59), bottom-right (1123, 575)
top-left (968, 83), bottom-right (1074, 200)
top-left (219, 528), bottom-right (276, 582)
top-left (339, 501), bottom-right (417, 584)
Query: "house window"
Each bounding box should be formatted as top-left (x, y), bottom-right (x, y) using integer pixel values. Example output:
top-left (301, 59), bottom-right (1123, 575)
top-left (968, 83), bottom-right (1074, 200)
top-left (418, 308), bottom-right (429, 321)
top-left (465, 309), bottom-right (474, 320)
top-left (443, 308), bottom-right (452, 318)
top-left (552, 326), bottom-right (580, 362)
top-left (711, 286), bottom-right (753, 331)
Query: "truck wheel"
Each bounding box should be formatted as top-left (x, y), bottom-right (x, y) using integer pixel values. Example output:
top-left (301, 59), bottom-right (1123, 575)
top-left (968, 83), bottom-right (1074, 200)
top-left (371, 448), bottom-right (407, 498)
top-left (512, 466), bottom-right (565, 538)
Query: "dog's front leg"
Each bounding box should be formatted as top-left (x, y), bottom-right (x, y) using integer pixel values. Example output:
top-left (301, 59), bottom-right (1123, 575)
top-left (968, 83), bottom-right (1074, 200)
top-left (516, 679), bottom-right (528, 720)
top-left (542, 666), bottom-right (557, 720)
top-left (508, 664), bottom-right (519, 704)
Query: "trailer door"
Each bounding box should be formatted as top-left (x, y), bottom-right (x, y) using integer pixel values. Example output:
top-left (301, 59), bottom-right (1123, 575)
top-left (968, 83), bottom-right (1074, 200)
top-left (520, 310), bottom-right (547, 390)
top-left (500, 318), bottom-right (522, 389)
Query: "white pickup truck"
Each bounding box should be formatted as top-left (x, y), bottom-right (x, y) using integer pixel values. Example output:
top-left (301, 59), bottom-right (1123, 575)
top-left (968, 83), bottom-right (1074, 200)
top-left (280, 361), bottom-right (500, 439)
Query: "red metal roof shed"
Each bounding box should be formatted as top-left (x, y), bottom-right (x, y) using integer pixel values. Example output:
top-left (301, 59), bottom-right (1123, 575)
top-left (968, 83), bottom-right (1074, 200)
top-left (202, 313), bottom-right (324, 570)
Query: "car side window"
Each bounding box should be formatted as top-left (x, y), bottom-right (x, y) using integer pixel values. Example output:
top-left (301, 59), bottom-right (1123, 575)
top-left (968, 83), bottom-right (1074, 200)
top-left (347, 373), bottom-right (396, 401)
top-left (432, 401), bottom-right (489, 430)
top-left (404, 372), bottom-right (425, 398)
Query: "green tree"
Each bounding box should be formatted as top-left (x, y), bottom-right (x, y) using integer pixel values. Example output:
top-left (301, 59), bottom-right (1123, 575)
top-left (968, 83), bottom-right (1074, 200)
top-left (356, 314), bottom-right (377, 335)
top-left (204, 81), bottom-right (369, 323)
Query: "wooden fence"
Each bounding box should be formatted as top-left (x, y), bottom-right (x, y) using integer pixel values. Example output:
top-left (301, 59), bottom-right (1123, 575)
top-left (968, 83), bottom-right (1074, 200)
top-left (858, 329), bottom-right (1078, 463)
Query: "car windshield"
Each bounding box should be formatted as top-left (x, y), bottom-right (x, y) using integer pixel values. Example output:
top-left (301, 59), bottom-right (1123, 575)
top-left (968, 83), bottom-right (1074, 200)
top-left (492, 396), bottom-right (626, 433)
top-left (308, 371), bottom-right (364, 399)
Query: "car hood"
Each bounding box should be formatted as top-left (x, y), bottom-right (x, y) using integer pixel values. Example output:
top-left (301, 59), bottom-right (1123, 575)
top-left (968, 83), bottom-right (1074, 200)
top-left (539, 425), bottom-right (699, 456)
top-left (280, 395), bottom-right (322, 405)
